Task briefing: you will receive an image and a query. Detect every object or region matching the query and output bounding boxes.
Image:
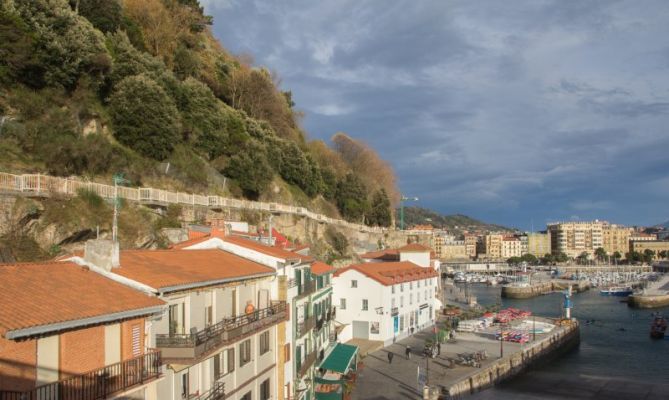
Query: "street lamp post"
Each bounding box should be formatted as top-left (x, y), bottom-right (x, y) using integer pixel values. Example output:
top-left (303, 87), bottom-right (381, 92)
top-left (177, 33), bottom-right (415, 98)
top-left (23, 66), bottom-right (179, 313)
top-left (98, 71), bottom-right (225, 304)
top-left (399, 195), bottom-right (419, 230)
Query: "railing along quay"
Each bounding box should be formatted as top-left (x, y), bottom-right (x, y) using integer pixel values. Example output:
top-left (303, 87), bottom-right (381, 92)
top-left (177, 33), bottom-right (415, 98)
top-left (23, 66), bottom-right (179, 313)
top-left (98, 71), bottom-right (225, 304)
top-left (0, 172), bottom-right (407, 234)
top-left (0, 350), bottom-right (161, 400)
top-left (156, 302), bottom-right (287, 360)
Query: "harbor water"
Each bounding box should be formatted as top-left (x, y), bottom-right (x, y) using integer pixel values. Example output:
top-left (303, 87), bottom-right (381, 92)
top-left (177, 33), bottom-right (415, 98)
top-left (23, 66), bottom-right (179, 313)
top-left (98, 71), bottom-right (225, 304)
top-left (456, 283), bottom-right (669, 398)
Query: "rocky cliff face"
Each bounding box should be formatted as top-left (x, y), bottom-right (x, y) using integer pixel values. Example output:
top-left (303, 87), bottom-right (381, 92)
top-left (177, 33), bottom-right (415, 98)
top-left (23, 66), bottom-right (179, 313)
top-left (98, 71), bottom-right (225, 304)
top-left (0, 193), bottom-right (430, 263)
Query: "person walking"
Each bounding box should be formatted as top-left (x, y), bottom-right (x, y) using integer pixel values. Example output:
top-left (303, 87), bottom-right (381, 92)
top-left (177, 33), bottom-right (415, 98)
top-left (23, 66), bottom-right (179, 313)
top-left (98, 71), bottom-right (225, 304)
top-left (405, 345), bottom-right (412, 359)
top-left (387, 351), bottom-right (394, 364)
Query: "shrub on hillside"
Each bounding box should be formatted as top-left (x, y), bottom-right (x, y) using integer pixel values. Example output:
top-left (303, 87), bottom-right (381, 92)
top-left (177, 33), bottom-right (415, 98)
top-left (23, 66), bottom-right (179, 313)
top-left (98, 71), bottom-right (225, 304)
top-left (109, 74), bottom-right (180, 160)
top-left (222, 140), bottom-right (273, 199)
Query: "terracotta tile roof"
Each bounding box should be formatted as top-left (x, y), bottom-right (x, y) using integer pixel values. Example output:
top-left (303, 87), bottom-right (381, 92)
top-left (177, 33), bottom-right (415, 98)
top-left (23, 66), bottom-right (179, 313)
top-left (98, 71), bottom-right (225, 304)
top-left (0, 262), bottom-right (164, 338)
top-left (112, 249), bottom-right (275, 292)
top-left (334, 261), bottom-right (438, 286)
top-left (359, 249), bottom-right (400, 261)
top-left (290, 244), bottom-right (310, 252)
top-left (311, 261), bottom-right (336, 276)
top-left (398, 243), bottom-right (433, 252)
top-left (223, 236), bottom-right (314, 262)
top-left (170, 228), bottom-right (226, 249)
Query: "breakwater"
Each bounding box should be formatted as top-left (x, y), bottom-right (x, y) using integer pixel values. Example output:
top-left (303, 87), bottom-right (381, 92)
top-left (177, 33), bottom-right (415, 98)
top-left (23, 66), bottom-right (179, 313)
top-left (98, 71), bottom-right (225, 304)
top-left (501, 280), bottom-right (589, 299)
top-left (628, 293), bottom-right (669, 309)
top-left (444, 320), bottom-right (580, 399)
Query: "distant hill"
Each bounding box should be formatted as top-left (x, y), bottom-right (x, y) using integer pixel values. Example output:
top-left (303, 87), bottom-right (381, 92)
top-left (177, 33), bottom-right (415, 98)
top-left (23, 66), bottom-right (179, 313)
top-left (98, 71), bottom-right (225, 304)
top-left (653, 221), bottom-right (669, 229)
top-left (398, 206), bottom-right (513, 233)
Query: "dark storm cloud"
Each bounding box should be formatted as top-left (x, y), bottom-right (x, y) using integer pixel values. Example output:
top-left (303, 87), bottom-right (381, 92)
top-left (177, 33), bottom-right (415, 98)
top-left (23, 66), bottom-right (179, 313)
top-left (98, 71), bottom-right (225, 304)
top-left (204, 0), bottom-right (669, 228)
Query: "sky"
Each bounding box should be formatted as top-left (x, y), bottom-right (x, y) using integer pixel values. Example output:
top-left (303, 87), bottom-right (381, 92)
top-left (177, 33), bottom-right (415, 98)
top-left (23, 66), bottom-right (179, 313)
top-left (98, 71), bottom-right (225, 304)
top-left (202, 0), bottom-right (669, 230)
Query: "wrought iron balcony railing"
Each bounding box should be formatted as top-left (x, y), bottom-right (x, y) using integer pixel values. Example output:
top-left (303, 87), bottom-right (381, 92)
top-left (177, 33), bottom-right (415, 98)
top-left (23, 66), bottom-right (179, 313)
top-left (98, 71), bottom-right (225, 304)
top-left (156, 301), bottom-right (287, 361)
top-left (295, 281), bottom-right (316, 299)
top-left (297, 350), bottom-right (317, 377)
top-left (0, 350), bottom-right (161, 400)
top-left (193, 381), bottom-right (225, 400)
top-left (296, 315), bottom-right (316, 337)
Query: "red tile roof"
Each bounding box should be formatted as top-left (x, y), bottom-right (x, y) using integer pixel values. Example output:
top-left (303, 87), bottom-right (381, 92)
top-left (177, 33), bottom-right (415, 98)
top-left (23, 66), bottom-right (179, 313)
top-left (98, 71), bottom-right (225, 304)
top-left (223, 236), bottom-right (313, 262)
top-left (112, 249), bottom-right (275, 291)
top-left (170, 228), bottom-right (226, 249)
top-left (359, 249), bottom-right (400, 261)
top-left (0, 262), bottom-right (164, 338)
top-left (398, 243), bottom-right (432, 252)
top-left (334, 261), bottom-right (438, 286)
top-left (310, 261), bottom-right (336, 276)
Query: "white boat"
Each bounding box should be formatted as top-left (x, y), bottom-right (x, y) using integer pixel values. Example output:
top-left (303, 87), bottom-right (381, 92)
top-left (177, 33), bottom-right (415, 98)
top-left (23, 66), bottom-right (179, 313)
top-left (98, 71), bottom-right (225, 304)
top-left (599, 286), bottom-right (633, 296)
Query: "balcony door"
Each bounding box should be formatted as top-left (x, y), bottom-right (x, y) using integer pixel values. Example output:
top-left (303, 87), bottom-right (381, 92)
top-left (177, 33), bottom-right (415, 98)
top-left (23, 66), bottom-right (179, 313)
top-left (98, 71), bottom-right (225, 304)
top-left (169, 303), bottom-right (185, 335)
top-left (258, 289), bottom-right (269, 309)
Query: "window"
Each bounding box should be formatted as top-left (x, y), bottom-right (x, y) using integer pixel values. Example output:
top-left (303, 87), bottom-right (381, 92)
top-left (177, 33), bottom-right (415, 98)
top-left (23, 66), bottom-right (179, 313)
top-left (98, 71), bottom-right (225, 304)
top-left (400, 296), bottom-right (404, 307)
top-left (417, 280), bottom-right (421, 288)
top-left (131, 324), bottom-right (141, 357)
top-left (400, 283), bottom-right (404, 292)
top-left (205, 306), bottom-right (213, 327)
top-left (410, 293), bottom-right (413, 305)
top-left (425, 290), bottom-right (428, 301)
top-left (285, 343), bottom-right (291, 362)
top-left (351, 280), bottom-right (358, 288)
top-left (241, 391), bottom-right (252, 400)
top-left (239, 339), bottom-right (251, 367)
top-left (226, 348), bottom-right (235, 373)
top-left (213, 353), bottom-right (221, 379)
top-left (260, 379), bottom-right (271, 400)
top-left (340, 298), bottom-right (346, 310)
top-left (391, 285), bottom-right (395, 294)
top-left (362, 299), bottom-right (368, 311)
top-left (391, 298), bottom-right (396, 308)
top-left (181, 373), bottom-right (188, 399)
top-left (410, 282), bottom-right (413, 290)
top-left (260, 331), bottom-right (270, 355)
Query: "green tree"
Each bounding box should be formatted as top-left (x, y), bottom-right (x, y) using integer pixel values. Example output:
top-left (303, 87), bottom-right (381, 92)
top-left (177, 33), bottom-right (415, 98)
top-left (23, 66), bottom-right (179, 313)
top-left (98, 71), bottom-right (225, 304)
top-left (73, 0), bottom-right (123, 33)
top-left (507, 256), bottom-right (522, 265)
top-left (12, 0), bottom-right (111, 90)
top-left (109, 74), bottom-right (180, 160)
top-left (659, 250), bottom-right (668, 260)
top-left (520, 253), bottom-right (538, 265)
top-left (541, 253), bottom-right (555, 265)
top-left (223, 140), bottom-right (273, 198)
top-left (577, 251), bottom-right (589, 265)
top-left (594, 247), bottom-right (607, 263)
top-left (335, 173), bottom-right (369, 222)
top-left (643, 249), bottom-right (655, 264)
top-left (368, 189), bottom-right (392, 227)
top-left (325, 226), bottom-right (348, 256)
top-left (613, 251), bottom-right (622, 262)
top-left (556, 252), bottom-right (569, 263)
top-left (625, 251), bottom-right (642, 264)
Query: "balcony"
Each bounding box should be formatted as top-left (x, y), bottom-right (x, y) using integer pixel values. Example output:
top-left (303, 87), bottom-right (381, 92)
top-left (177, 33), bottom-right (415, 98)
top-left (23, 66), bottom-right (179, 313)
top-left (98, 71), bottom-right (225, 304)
top-left (297, 315), bottom-right (316, 337)
top-left (0, 351), bottom-right (161, 400)
top-left (295, 280), bottom-right (316, 299)
top-left (193, 382), bottom-right (225, 400)
top-left (297, 350), bottom-right (317, 377)
top-left (156, 301), bottom-right (287, 362)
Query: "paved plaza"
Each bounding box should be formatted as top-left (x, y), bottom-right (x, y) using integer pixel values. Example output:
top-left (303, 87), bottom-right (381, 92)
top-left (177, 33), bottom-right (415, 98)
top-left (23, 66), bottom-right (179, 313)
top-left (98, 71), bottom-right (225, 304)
top-left (351, 325), bottom-right (525, 400)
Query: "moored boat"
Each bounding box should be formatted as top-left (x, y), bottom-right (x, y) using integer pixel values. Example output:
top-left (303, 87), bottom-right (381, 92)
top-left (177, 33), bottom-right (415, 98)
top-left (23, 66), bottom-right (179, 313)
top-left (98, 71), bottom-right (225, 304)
top-left (600, 286), bottom-right (633, 296)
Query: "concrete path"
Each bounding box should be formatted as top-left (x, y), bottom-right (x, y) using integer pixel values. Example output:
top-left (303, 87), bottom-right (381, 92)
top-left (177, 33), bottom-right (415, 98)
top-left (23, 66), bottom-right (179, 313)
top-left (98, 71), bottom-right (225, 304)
top-left (351, 326), bottom-right (524, 400)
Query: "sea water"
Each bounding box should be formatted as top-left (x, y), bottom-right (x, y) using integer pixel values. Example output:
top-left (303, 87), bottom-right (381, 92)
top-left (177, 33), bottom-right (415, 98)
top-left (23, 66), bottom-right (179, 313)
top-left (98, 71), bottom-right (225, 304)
top-left (456, 284), bottom-right (669, 398)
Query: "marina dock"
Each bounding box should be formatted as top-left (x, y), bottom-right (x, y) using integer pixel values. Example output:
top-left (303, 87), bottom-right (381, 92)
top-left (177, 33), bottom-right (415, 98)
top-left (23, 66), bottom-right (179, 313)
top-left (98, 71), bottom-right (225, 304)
top-left (501, 280), bottom-right (590, 299)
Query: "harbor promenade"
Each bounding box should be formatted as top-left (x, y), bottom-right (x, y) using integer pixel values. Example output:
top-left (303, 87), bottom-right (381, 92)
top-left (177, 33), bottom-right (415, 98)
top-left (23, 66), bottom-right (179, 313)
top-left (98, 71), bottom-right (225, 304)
top-left (352, 317), bottom-right (579, 399)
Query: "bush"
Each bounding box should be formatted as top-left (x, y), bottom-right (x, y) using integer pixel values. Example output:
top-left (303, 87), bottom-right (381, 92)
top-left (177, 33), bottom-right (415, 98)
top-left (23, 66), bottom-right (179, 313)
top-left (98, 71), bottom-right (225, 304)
top-left (109, 74), bottom-right (180, 160)
top-left (335, 173), bottom-right (369, 222)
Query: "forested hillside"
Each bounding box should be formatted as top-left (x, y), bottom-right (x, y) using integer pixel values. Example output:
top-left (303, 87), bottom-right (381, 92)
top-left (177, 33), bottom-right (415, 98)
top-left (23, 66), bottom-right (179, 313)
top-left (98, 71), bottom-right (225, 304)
top-left (0, 0), bottom-right (396, 226)
top-left (400, 206), bottom-right (513, 233)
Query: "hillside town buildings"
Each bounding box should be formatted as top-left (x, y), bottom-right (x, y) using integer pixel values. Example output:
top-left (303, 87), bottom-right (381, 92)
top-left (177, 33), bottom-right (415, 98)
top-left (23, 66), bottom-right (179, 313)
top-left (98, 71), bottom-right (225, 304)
top-left (602, 224), bottom-right (633, 255)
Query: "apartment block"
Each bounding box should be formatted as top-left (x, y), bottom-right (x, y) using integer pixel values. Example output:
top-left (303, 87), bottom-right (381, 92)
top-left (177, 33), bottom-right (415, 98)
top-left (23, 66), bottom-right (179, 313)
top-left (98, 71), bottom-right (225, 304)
top-left (501, 237), bottom-right (522, 258)
top-left (630, 240), bottom-right (669, 255)
top-left (527, 232), bottom-right (551, 257)
top-left (483, 234), bottom-right (503, 259)
top-left (0, 261), bottom-right (164, 399)
top-left (463, 235), bottom-right (478, 258)
top-left (439, 241), bottom-right (468, 260)
top-left (602, 224), bottom-right (633, 255)
top-left (547, 221), bottom-right (604, 258)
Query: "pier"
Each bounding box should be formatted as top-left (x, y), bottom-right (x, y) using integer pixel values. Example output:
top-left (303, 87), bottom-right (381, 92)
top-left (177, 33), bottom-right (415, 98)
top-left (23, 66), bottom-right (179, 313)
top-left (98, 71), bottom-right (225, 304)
top-left (628, 274), bottom-right (669, 309)
top-left (501, 280), bottom-right (590, 299)
top-left (352, 318), bottom-right (580, 400)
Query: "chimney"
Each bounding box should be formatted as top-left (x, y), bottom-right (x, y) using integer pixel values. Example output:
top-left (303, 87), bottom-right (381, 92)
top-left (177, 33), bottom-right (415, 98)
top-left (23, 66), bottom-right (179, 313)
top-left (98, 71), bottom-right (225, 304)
top-left (84, 239), bottom-right (120, 272)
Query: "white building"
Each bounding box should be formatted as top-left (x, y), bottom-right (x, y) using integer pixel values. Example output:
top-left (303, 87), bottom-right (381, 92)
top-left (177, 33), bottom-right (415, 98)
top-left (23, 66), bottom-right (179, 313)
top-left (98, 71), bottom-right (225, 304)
top-left (333, 261), bottom-right (439, 345)
top-left (501, 237), bottom-right (522, 258)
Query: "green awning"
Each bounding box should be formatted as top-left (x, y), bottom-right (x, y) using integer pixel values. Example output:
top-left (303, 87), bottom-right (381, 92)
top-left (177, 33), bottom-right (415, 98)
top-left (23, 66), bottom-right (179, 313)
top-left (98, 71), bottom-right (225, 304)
top-left (319, 343), bottom-right (358, 374)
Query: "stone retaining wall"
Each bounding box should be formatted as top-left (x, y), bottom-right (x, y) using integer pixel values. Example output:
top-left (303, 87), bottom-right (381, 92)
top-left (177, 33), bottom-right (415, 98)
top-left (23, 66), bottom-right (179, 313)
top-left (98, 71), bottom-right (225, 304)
top-left (502, 281), bottom-right (589, 299)
top-left (628, 293), bottom-right (669, 309)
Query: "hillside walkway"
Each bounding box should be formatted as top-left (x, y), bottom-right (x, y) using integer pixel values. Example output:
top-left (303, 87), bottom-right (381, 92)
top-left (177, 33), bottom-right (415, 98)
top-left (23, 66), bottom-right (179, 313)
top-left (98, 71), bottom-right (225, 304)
top-left (0, 171), bottom-right (419, 235)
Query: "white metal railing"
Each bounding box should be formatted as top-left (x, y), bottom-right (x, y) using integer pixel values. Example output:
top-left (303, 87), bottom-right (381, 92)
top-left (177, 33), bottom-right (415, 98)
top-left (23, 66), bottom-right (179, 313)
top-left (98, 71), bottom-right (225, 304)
top-left (0, 172), bottom-right (392, 233)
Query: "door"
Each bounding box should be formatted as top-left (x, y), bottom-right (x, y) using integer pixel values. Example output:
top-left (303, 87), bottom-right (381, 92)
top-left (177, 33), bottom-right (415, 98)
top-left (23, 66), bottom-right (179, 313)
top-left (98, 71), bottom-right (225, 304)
top-left (231, 289), bottom-right (237, 317)
top-left (169, 303), bottom-right (184, 335)
top-left (352, 321), bottom-right (369, 339)
top-left (393, 316), bottom-right (399, 333)
top-left (258, 289), bottom-right (269, 309)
